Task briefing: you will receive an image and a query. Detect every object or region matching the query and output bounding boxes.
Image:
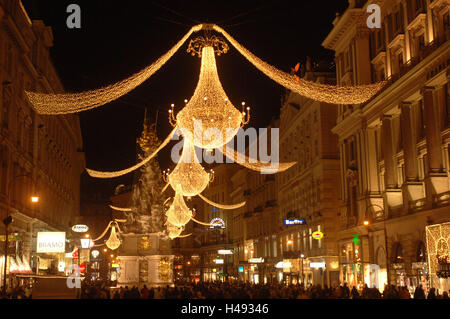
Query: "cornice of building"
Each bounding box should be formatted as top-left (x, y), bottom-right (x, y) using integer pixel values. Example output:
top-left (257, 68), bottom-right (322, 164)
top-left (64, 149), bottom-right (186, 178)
top-left (322, 8), bottom-right (363, 51)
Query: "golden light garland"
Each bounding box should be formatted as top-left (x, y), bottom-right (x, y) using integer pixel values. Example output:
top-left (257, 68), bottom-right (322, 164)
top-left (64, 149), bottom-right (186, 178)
top-left (198, 193), bottom-right (245, 210)
top-left (220, 144), bottom-right (296, 173)
top-left (212, 24), bottom-right (386, 104)
top-left (172, 45), bottom-right (249, 149)
top-left (164, 139), bottom-right (213, 196)
top-left (109, 205), bottom-right (133, 212)
top-left (25, 25), bottom-right (203, 114)
top-left (191, 216), bottom-right (224, 227)
top-left (165, 185), bottom-right (193, 227)
top-left (86, 127), bottom-right (177, 178)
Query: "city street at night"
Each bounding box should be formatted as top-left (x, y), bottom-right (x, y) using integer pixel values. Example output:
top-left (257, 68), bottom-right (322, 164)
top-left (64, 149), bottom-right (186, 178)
top-left (0, 0), bottom-right (449, 315)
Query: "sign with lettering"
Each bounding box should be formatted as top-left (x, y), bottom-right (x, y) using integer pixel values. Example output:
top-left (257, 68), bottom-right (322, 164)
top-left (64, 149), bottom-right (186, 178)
top-left (71, 224), bottom-right (89, 233)
top-left (210, 217), bottom-right (226, 229)
top-left (283, 219), bottom-right (306, 226)
top-left (36, 232), bottom-right (66, 253)
top-left (312, 231), bottom-right (324, 240)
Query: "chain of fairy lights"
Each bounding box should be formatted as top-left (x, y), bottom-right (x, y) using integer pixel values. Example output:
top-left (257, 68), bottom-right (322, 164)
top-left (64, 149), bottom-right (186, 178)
top-left (25, 25), bottom-right (203, 114)
top-left (86, 127), bottom-right (177, 178)
top-left (212, 24), bottom-right (386, 104)
top-left (197, 193), bottom-right (245, 210)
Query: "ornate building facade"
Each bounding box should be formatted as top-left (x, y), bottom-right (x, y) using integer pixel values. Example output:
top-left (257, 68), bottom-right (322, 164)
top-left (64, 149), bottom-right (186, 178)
top-left (277, 65), bottom-right (340, 287)
top-left (0, 0), bottom-right (85, 284)
top-left (0, 0), bottom-right (85, 283)
top-left (323, 0), bottom-right (449, 293)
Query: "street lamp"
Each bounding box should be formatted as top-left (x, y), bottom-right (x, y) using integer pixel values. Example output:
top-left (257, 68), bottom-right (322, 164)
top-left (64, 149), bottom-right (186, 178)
top-left (2, 174), bottom-right (39, 295)
top-left (363, 204), bottom-right (390, 287)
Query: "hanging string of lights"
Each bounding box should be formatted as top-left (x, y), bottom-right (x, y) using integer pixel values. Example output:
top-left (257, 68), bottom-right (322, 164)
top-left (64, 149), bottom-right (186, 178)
top-left (212, 24), bottom-right (386, 104)
top-left (165, 185), bottom-right (193, 227)
top-left (86, 127), bottom-right (177, 178)
top-left (191, 216), bottom-right (222, 226)
top-left (25, 25), bottom-right (203, 114)
top-left (109, 205), bottom-right (133, 212)
top-left (219, 145), bottom-right (296, 173)
top-left (198, 193), bottom-right (245, 210)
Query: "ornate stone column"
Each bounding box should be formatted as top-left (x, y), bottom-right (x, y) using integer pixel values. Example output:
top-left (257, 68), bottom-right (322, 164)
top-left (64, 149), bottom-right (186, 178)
top-left (422, 86), bottom-right (448, 199)
top-left (381, 115), bottom-right (403, 208)
top-left (400, 102), bottom-right (425, 206)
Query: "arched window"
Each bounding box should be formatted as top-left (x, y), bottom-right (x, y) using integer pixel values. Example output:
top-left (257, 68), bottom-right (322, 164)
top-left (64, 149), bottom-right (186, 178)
top-left (393, 243), bottom-right (404, 263)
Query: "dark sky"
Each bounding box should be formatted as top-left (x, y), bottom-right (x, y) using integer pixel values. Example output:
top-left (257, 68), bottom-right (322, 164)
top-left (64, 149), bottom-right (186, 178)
top-left (21, 0), bottom-right (348, 189)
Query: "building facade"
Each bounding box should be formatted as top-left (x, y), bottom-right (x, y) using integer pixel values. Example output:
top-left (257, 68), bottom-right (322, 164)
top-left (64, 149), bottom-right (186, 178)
top-left (0, 0), bottom-right (85, 284)
top-left (277, 64), bottom-right (341, 288)
top-left (323, 0), bottom-right (449, 293)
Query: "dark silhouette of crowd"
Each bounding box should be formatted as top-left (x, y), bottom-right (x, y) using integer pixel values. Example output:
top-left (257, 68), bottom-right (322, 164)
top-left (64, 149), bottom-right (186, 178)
top-left (74, 280), bottom-right (450, 299)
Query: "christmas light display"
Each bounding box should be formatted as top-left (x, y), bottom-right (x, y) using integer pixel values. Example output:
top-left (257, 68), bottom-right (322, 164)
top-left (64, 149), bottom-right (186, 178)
top-left (25, 25), bottom-right (203, 114)
top-left (172, 44), bottom-right (248, 149)
top-left (198, 193), bottom-right (245, 210)
top-left (109, 205), bottom-right (132, 212)
top-left (86, 127), bottom-right (177, 178)
top-left (212, 24), bottom-right (386, 104)
top-left (164, 140), bottom-right (213, 196)
top-left (106, 225), bottom-right (121, 250)
top-left (165, 185), bottom-right (193, 227)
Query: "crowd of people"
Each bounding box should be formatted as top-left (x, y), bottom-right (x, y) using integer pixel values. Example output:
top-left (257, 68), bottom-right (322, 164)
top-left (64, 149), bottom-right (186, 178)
top-left (76, 281), bottom-right (449, 299)
top-left (1, 280), bottom-right (448, 299)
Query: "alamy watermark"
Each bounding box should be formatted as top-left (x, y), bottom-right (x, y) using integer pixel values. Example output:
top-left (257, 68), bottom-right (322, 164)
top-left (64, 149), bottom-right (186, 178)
top-left (66, 4), bottom-right (81, 29)
top-left (366, 4), bottom-right (381, 29)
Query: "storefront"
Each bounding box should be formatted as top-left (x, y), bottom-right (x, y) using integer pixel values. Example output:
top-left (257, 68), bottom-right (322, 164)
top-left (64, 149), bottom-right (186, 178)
top-left (426, 222), bottom-right (450, 294)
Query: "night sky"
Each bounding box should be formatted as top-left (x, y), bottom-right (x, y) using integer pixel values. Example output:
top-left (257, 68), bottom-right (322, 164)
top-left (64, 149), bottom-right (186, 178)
top-left (21, 0), bottom-right (348, 189)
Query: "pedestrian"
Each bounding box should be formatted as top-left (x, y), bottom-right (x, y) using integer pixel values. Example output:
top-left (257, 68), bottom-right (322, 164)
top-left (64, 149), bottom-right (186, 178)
top-left (414, 285), bottom-right (426, 299)
top-left (427, 288), bottom-right (437, 299)
top-left (351, 286), bottom-right (360, 299)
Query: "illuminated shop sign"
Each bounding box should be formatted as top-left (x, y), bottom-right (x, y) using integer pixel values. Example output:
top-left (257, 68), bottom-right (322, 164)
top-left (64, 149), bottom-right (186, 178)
top-left (210, 218), bottom-right (226, 229)
top-left (71, 224), bottom-right (89, 233)
top-left (275, 261), bottom-right (292, 268)
top-left (310, 262), bottom-right (326, 268)
top-left (352, 234), bottom-right (360, 246)
top-left (37, 232), bottom-right (66, 253)
top-left (249, 257), bottom-right (264, 263)
top-left (238, 266), bottom-right (244, 273)
top-left (218, 249), bottom-right (233, 255)
top-left (81, 238), bottom-right (94, 249)
top-left (215, 259), bottom-right (224, 264)
top-left (283, 219), bottom-right (306, 226)
top-left (312, 231), bottom-right (324, 240)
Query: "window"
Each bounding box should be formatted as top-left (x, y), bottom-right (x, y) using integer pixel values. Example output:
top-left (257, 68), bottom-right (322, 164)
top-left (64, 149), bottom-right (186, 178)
top-left (273, 239), bottom-right (277, 257)
top-left (308, 228), bottom-right (312, 250)
top-left (393, 243), bottom-right (404, 264)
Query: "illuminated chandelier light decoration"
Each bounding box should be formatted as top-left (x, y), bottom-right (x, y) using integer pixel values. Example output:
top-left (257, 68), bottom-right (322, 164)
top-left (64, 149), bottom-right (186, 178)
top-left (86, 127), bottom-right (177, 178)
top-left (163, 139), bottom-right (213, 196)
top-left (166, 221), bottom-right (184, 240)
top-left (92, 219), bottom-right (126, 250)
top-left (211, 24), bottom-right (386, 105)
top-left (106, 224), bottom-right (121, 250)
top-left (170, 39), bottom-right (250, 149)
top-left (165, 185), bottom-right (193, 227)
top-left (25, 25), bottom-right (203, 114)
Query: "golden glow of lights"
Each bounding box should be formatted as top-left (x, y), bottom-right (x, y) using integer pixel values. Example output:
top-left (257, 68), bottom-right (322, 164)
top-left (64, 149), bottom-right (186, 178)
top-left (173, 46), bottom-right (246, 149)
top-left (109, 205), bottom-right (132, 212)
top-left (212, 24), bottom-right (386, 105)
top-left (165, 140), bottom-right (212, 196)
top-left (165, 185), bottom-right (193, 227)
top-left (86, 128), bottom-right (177, 178)
top-left (166, 222), bottom-right (184, 240)
top-left (198, 193), bottom-right (245, 210)
top-left (426, 222), bottom-right (450, 277)
top-left (221, 144), bottom-right (296, 173)
top-left (363, 220), bottom-right (369, 226)
top-left (31, 196), bottom-right (39, 203)
top-left (106, 225), bottom-right (121, 250)
top-left (25, 25), bottom-right (203, 114)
